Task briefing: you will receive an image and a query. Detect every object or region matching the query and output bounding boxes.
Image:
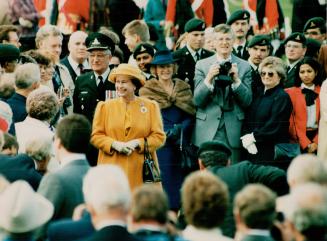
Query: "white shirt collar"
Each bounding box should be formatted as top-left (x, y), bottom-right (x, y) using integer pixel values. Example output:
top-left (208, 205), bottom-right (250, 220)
top-left (233, 41), bottom-right (246, 50)
top-left (215, 53), bottom-right (232, 64)
top-left (60, 153), bottom-right (86, 167)
top-left (186, 45), bottom-right (201, 61)
top-left (287, 58), bottom-right (302, 70)
top-left (95, 67), bottom-right (111, 85)
top-left (96, 220), bottom-right (126, 230)
top-left (248, 59), bottom-right (258, 70)
top-left (68, 55), bottom-right (88, 75)
top-left (301, 83), bottom-right (315, 90)
top-left (247, 229), bottom-right (271, 236)
top-left (183, 225), bottom-right (226, 240)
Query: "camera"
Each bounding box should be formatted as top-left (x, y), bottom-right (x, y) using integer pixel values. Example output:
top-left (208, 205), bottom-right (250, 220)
top-left (214, 61), bottom-right (233, 88)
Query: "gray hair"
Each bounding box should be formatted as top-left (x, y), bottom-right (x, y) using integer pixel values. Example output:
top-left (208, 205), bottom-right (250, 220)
top-left (35, 25), bottom-right (63, 49)
top-left (83, 165), bottom-right (131, 214)
top-left (287, 154), bottom-right (327, 188)
top-left (285, 183), bottom-right (327, 239)
top-left (15, 63), bottom-right (40, 89)
top-left (258, 56), bottom-right (287, 83)
top-left (214, 24), bottom-right (235, 39)
top-left (26, 88), bottom-right (59, 122)
top-left (25, 135), bottom-right (53, 162)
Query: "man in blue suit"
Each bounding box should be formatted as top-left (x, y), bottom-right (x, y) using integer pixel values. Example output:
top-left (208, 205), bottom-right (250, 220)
top-left (36, 114), bottom-right (91, 240)
top-left (193, 23), bottom-right (252, 163)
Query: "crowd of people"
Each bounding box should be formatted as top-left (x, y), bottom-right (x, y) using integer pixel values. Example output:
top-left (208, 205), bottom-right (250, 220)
top-left (0, 0), bottom-right (327, 240)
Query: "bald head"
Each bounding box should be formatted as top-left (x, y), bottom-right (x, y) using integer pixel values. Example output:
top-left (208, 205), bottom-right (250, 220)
top-left (68, 31), bottom-right (88, 64)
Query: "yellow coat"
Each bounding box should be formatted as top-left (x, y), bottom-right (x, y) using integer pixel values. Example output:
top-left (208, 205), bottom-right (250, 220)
top-left (91, 97), bottom-right (166, 190)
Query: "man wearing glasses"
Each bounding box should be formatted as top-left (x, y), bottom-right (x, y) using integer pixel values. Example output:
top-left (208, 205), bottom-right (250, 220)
top-left (284, 33), bottom-right (307, 88)
top-left (192, 24), bottom-right (252, 164)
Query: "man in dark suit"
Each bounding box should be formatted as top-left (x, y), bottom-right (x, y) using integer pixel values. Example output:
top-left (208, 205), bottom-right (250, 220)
top-left (80, 165), bottom-right (139, 241)
top-left (36, 114), bottom-right (91, 240)
top-left (234, 184), bottom-right (277, 241)
top-left (173, 18), bottom-right (214, 91)
top-left (61, 31), bottom-right (89, 83)
top-left (73, 32), bottom-right (116, 123)
top-left (197, 140), bottom-right (288, 237)
top-left (246, 35), bottom-right (271, 97)
top-left (284, 32), bottom-right (307, 88)
top-left (227, 10), bottom-right (250, 61)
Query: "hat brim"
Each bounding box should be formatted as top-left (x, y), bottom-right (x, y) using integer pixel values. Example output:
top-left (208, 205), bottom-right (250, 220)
top-left (87, 46), bottom-right (109, 51)
top-left (108, 65), bottom-right (146, 86)
top-left (150, 59), bottom-right (177, 65)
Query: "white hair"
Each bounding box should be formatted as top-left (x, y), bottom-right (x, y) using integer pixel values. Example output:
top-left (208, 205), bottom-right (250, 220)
top-left (83, 165), bottom-right (131, 214)
top-left (287, 154), bottom-right (327, 188)
top-left (25, 134), bottom-right (53, 162)
top-left (15, 63), bottom-right (40, 89)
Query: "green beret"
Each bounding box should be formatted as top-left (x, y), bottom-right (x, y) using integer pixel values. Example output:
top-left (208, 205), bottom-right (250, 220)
top-left (284, 32), bottom-right (307, 45)
top-left (133, 43), bottom-right (155, 59)
top-left (247, 35), bottom-right (271, 48)
top-left (0, 44), bottom-right (20, 62)
top-left (198, 140), bottom-right (232, 157)
top-left (184, 18), bottom-right (206, 33)
top-left (303, 17), bottom-right (326, 33)
top-left (227, 9), bottom-right (250, 25)
top-left (86, 32), bottom-right (115, 54)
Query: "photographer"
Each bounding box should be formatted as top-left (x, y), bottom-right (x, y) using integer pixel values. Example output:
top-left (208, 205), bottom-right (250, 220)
top-left (193, 24), bottom-right (252, 164)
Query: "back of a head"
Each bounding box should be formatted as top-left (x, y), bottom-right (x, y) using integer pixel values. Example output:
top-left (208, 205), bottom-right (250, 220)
top-left (26, 88), bottom-right (59, 122)
top-left (0, 100), bottom-right (13, 133)
top-left (0, 73), bottom-right (15, 99)
top-left (83, 165), bottom-right (131, 214)
top-left (234, 184), bottom-right (277, 229)
top-left (182, 170), bottom-right (229, 229)
top-left (198, 141), bottom-right (231, 168)
top-left (285, 183), bottom-right (327, 240)
top-left (287, 154), bottom-right (327, 188)
top-left (122, 20), bottom-right (150, 42)
top-left (56, 114), bottom-right (91, 154)
top-left (131, 184), bottom-right (169, 224)
top-left (15, 63), bottom-right (40, 90)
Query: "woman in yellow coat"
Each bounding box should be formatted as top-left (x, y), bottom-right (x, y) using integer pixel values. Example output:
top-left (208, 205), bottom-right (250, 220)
top-left (91, 64), bottom-right (166, 190)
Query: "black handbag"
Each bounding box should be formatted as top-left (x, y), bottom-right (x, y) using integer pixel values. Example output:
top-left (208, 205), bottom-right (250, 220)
top-left (179, 129), bottom-right (199, 171)
top-left (274, 113), bottom-right (301, 161)
top-left (143, 138), bottom-right (161, 183)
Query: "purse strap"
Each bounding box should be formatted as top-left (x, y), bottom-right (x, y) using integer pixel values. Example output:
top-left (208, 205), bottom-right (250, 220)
top-left (144, 138), bottom-right (152, 160)
top-left (179, 127), bottom-right (183, 151)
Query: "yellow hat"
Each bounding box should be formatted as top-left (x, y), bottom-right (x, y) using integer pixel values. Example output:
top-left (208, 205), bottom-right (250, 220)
top-left (109, 64), bottom-right (146, 86)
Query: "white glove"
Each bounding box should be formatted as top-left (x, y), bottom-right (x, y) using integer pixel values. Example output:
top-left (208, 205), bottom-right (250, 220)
top-left (125, 139), bottom-right (140, 151)
top-left (240, 133), bottom-right (256, 149)
top-left (246, 143), bottom-right (258, 154)
top-left (112, 141), bottom-right (133, 155)
top-left (19, 17), bottom-right (33, 28)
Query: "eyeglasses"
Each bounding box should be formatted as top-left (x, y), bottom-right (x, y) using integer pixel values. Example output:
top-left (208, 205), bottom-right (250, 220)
top-left (260, 71), bottom-right (275, 77)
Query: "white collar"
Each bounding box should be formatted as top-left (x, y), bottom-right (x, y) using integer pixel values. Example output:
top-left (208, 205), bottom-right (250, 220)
top-left (233, 41), bottom-right (246, 50)
top-left (60, 153), bottom-right (86, 167)
top-left (215, 53), bottom-right (232, 64)
top-left (301, 83), bottom-right (315, 90)
top-left (68, 55), bottom-right (88, 73)
top-left (248, 59), bottom-right (258, 70)
top-left (287, 58), bottom-right (302, 69)
top-left (186, 45), bottom-right (201, 59)
top-left (247, 229), bottom-right (271, 236)
top-left (183, 225), bottom-right (225, 240)
top-left (96, 219), bottom-right (126, 230)
top-left (95, 67), bottom-right (111, 85)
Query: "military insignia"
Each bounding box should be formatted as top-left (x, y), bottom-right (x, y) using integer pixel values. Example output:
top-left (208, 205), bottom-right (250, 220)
top-left (243, 13), bottom-right (247, 19)
top-left (91, 38), bottom-right (101, 46)
top-left (140, 46), bottom-right (146, 52)
top-left (295, 35), bottom-right (300, 40)
top-left (310, 21), bottom-right (316, 27)
top-left (262, 40), bottom-right (266, 44)
top-left (202, 23), bottom-right (205, 29)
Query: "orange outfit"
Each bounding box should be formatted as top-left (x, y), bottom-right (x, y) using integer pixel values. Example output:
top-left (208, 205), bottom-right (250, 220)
top-left (286, 86), bottom-right (320, 150)
top-left (91, 97), bottom-right (166, 190)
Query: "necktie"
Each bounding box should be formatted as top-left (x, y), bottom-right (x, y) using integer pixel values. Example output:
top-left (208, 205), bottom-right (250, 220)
top-left (78, 64), bottom-right (84, 75)
top-left (302, 88), bottom-right (318, 106)
top-left (287, 66), bottom-right (291, 73)
top-left (97, 76), bottom-right (105, 100)
top-left (195, 52), bottom-right (200, 62)
top-left (237, 46), bottom-right (243, 57)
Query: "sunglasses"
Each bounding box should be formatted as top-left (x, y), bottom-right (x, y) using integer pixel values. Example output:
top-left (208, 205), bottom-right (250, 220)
top-left (260, 71), bottom-right (275, 77)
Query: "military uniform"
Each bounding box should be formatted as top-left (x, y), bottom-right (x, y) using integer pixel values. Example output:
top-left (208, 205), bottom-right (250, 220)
top-left (173, 18), bottom-right (214, 91)
top-left (227, 10), bottom-right (251, 60)
top-left (284, 32), bottom-right (307, 88)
